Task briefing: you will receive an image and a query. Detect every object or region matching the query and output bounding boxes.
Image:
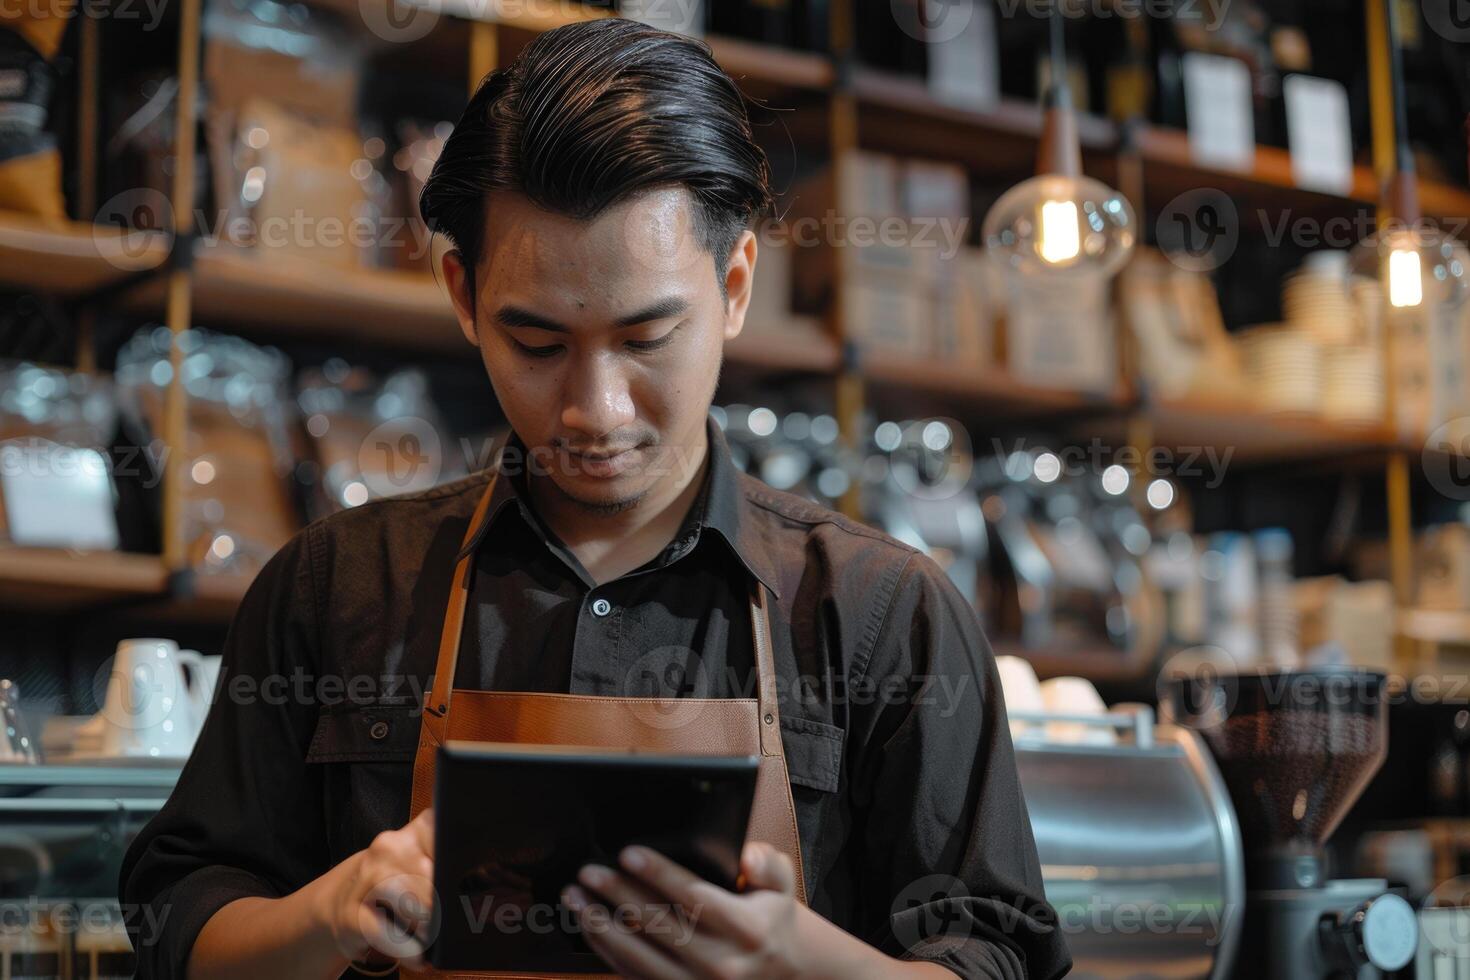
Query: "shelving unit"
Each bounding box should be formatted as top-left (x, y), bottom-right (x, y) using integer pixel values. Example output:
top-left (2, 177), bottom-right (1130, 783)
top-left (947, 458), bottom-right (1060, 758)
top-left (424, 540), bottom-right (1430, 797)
top-left (0, 214), bottom-right (169, 296)
top-left (1124, 395), bottom-right (1408, 466)
top-left (0, 548), bottom-right (169, 611)
top-left (3, 2), bottom-right (1467, 660)
top-left (865, 356), bottom-right (1132, 424)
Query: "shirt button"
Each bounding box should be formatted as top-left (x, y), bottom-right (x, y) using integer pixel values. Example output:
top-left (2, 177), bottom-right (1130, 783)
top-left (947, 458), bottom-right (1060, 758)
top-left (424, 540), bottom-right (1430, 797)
top-left (591, 598), bottom-right (613, 617)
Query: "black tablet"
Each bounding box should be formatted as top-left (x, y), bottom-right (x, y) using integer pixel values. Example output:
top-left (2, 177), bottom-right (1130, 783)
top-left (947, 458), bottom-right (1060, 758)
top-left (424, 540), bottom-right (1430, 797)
top-left (427, 741), bottom-right (760, 973)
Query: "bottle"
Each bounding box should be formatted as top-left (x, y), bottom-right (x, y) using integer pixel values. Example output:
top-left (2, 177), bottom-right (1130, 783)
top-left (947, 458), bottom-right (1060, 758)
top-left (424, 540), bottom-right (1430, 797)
top-left (790, 0), bottom-right (829, 53)
top-left (857, 0), bottom-right (928, 77)
top-left (707, 0), bottom-right (793, 47)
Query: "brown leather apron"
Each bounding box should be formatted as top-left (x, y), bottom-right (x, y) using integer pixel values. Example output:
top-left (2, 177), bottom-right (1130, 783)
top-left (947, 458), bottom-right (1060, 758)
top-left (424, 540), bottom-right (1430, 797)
top-left (401, 466), bottom-right (806, 979)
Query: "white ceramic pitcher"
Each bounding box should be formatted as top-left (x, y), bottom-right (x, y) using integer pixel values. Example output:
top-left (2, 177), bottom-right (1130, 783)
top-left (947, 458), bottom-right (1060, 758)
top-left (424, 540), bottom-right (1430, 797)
top-left (92, 638), bottom-right (203, 758)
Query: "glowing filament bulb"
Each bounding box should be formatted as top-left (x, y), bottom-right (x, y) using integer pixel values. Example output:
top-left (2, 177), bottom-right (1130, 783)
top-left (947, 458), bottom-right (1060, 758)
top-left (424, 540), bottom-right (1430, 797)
top-left (1388, 247), bottom-right (1423, 308)
top-left (1038, 200), bottom-right (1081, 265)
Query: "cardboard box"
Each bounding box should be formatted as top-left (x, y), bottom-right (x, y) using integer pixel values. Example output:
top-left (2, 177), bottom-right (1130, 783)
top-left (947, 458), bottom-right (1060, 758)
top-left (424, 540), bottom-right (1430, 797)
top-left (787, 151), bottom-right (903, 312)
top-left (931, 247), bottom-right (994, 365)
top-left (842, 269), bottom-right (930, 359)
top-left (1005, 275), bottom-right (1117, 392)
top-left (1419, 523), bottom-right (1470, 611)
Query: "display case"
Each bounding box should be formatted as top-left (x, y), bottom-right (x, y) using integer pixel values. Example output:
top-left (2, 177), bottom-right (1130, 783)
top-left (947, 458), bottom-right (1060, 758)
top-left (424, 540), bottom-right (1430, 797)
top-left (0, 764), bottom-right (177, 980)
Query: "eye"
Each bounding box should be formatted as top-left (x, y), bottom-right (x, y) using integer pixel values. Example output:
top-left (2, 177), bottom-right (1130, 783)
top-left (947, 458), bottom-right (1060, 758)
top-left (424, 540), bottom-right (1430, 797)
top-left (511, 338), bottom-right (563, 358)
top-left (626, 324), bottom-right (682, 353)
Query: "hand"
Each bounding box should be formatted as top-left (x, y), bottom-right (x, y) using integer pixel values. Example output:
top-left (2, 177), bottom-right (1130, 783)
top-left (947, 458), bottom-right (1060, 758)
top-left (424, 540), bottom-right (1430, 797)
top-left (563, 841), bottom-right (808, 979)
top-left (312, 806), bottom-right (436, 971)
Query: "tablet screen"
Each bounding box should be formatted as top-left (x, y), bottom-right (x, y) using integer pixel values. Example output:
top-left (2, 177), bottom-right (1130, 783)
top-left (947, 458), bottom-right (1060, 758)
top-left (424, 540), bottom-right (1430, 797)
top-left (428, 742), bottom-right (759, 972)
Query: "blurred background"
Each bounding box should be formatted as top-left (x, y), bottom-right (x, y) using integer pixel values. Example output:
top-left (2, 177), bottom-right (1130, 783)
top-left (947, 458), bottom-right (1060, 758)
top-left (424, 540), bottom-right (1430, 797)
top-left (1, 0), bottom-right (1469, 976)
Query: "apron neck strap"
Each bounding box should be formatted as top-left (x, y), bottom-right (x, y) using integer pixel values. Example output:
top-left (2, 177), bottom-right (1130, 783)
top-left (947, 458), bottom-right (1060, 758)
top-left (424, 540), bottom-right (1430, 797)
top-left (421, 462), bottom-right (785, 754)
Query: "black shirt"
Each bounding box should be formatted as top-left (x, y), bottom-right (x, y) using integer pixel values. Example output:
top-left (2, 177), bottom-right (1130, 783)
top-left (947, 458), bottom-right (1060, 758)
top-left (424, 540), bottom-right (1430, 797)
top-left (119, 417), bottom-right (1070, 980)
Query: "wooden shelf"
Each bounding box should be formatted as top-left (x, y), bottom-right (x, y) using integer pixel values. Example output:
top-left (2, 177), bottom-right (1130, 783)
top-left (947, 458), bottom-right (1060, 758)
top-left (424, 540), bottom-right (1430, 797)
top-left (1136, 396), bottom-right (1405, 466)
top-left (128, 570), bottom-right (253, 623)
top-left (1398, 608), bottom-right (1470, 646)
top-left (724, 326), bottom-right (840, 374)
top-left (866, 356), bottom-right (1131, 422)
top-left (996, 641), bottom-right (1158, 684)
top-left (123, 245), bottom-right (467, 353)
top-left (847, 77), bottom-right (1470, 223)
top-left (121, 245), bottom-right (845, 374)
top-left (0, 213), bottom-right (170, 296)
top-left (1133, 126), bottom-right (1470, 223)
top-left (855, 72), bottom-right (1117, 180)
top-left (708, 35), bottom-right (832, 94)
top-left (0, 548), bottom-right (169, 611)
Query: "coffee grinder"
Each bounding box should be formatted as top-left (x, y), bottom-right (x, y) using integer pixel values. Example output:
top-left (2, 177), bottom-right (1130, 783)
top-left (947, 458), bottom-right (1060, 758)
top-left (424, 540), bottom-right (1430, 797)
top-left (1165, 668), bottom-right (1418, 978)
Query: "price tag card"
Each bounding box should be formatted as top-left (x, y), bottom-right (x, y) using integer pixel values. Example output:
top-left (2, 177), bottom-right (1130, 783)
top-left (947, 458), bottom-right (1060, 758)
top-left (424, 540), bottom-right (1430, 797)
top-left (1182, 52), bottom-right (1255, 171)
top-left (1283, 74), bottom-right (1354, 195)
top-left (927, 0), bottom-right (1000, 109)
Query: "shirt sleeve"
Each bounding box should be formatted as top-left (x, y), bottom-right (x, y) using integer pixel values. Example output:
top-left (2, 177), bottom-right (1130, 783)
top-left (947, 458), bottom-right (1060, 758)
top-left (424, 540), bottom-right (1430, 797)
top-left (845, 552), bottom-right (1071, 980)
top-left (119, 523), bottom-right (330, 979)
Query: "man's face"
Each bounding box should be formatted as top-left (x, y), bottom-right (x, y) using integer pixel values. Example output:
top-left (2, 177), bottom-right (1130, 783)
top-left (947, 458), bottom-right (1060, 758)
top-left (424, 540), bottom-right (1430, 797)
top-left (443, 186), bottom-right (755, 513)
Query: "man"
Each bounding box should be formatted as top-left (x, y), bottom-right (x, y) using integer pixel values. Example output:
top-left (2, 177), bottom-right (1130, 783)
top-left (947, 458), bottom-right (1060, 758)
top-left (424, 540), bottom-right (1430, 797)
top-left (120, 17), bottom-right (1069, 980)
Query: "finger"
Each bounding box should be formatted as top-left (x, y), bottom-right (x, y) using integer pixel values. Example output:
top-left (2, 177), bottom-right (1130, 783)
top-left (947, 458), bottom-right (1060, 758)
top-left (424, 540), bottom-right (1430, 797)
top-left (575, 864), bottom-right (668, 927)
top-left (614, 846), bottom-right (746, 933)
top-left (358, 904), bottom-right (428, 964)
top-left (372, 874), bottom-right (436, 944)
top-left (740, 841), bottom-right (796, 896)
top-left (409, 806), bottom-right (435, 859)
top-left (566, 887), bottom-right (687, 980)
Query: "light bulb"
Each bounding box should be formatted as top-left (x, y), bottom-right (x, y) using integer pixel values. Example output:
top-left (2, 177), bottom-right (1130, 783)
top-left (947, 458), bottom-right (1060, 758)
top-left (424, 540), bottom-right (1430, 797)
top-left (1352, 225), bottom-right (1470, 314)
top-left (1038, 199), bottom-right (1080, 264)
top-left (983, 174), bottom-right (1137, 279)
top-left (1388, 247), bottom-right (1423, 308)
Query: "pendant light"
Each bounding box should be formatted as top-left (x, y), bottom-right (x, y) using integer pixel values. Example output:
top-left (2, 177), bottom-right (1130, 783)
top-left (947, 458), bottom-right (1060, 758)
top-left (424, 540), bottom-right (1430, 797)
top-left (1351, 0), bottom-right (1468, 314)
top-left (982, 7), bottom-right (1137, 280)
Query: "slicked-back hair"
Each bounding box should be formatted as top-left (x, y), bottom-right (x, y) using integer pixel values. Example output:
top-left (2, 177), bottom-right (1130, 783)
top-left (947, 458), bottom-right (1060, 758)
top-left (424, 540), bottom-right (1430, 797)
top-left (419, 17), bottom-right (775, 311)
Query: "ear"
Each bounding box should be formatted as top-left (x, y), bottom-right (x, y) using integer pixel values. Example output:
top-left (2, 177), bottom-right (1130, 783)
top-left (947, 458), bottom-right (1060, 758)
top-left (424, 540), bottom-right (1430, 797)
top-left (721, 229), bottom-right (758, 343)
top-left (441, 248), bottom-right (479, 348)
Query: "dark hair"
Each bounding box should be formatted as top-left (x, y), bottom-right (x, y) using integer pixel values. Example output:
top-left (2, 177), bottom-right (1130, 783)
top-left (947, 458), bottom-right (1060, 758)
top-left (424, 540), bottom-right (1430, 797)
top-left (419, 18), bottom-right (774, 309)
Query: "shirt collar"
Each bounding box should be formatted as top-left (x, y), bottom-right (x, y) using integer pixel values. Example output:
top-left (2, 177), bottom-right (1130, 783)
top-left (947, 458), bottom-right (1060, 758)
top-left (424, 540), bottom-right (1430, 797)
top-left (454, 416), bottom-right (782, 600)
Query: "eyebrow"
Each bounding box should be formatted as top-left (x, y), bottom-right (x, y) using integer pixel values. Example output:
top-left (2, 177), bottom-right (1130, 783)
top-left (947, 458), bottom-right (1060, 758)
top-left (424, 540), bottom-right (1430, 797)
top-left (493, 297), bottom-right (692, 333)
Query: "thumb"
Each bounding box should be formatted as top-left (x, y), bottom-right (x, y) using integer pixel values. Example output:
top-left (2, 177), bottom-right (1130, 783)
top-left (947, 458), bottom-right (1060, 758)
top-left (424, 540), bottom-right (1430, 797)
top-left (739, 841), bottom-right (795, 895)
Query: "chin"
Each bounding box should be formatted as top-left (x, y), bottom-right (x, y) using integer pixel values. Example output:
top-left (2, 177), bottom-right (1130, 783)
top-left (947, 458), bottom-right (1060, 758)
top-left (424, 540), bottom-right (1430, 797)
top-left (551, 474), bottom-right (649, 515)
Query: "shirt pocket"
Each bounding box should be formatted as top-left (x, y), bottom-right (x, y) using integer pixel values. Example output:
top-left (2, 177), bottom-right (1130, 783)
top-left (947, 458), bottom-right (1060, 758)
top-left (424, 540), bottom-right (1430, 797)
top-left (304, 704), bottom-right (422, 857)
top-left (305, 703), bottom-right (421, 763)
top-left (778, 716), bottom-right (844, 794)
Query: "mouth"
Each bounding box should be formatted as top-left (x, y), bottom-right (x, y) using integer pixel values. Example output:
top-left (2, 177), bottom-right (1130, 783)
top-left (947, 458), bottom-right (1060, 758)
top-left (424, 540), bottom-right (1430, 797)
top-left (564, 446), bottom-right (643, 479)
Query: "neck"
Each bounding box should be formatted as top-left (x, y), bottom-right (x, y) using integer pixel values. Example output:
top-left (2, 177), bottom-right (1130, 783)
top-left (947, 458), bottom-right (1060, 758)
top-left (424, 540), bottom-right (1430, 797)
top-left (526, 428), bottom-right (710, 585)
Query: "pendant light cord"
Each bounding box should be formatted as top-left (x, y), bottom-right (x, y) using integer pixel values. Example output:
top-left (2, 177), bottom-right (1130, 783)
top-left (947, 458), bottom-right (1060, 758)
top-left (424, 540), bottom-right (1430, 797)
top-left (1384, 0), bottom-right (1413, 173)
top-left (1047, 2), bottom-right (1072, 109)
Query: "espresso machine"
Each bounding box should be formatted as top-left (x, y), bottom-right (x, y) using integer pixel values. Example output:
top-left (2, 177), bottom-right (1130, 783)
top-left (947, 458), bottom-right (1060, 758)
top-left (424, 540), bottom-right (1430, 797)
top-left (1164, 668), bottom-right (1419, 979)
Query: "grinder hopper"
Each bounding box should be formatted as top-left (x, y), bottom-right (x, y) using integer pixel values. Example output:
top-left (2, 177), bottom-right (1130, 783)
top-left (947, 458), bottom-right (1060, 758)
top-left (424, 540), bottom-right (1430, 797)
top-left (1164, 668), bottom-right (1388, 889)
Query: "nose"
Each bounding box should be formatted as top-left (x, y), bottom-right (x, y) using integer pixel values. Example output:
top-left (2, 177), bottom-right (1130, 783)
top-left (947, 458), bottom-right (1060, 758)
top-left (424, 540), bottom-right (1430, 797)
top-left (561, 350), bottom-right (636, 440)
